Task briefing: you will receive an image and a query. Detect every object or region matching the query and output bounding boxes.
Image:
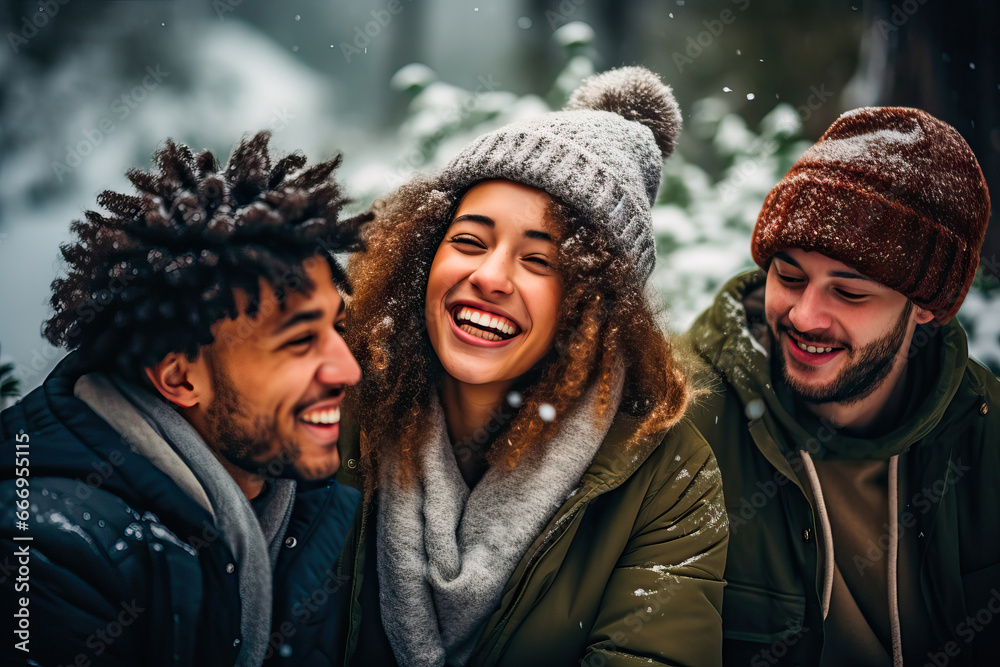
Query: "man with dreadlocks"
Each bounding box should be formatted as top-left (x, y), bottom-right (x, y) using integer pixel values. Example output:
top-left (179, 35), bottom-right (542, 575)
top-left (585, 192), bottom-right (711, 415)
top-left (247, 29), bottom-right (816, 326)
top-left (0, 131), bottom-right (369, 666)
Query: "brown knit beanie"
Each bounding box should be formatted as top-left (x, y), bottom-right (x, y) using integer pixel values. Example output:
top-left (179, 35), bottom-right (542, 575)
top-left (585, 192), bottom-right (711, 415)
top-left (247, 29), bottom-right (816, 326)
top-left (751, 106), bottom-right (990, 324)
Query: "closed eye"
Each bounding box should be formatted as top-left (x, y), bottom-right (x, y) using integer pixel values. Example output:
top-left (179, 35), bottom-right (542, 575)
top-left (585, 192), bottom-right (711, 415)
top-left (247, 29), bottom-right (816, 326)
top-left (777, 272), bottom-right (804, 284)
top-left (284, 334), bottom-right (315, 348)
top-left (451, 234), bottom-right (486, 249)
top-left (836, 289), bottom-right (867, 300)
top-left (524, 256), bottom-right (551, 268)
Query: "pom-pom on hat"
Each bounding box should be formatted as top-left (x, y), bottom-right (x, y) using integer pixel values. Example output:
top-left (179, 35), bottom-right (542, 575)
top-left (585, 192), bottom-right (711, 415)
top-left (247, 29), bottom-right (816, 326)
top-left (439, 66), bottom-right (681, 283)
top-left (752, 107), bottom-right (990, 324)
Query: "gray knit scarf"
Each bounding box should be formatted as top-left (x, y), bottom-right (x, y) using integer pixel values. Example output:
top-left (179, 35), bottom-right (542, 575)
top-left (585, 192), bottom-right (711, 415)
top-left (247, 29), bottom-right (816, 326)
top-left (377, 380), bottom-right (620, 667)
top-left (74, 373), bottom-right (295, 667)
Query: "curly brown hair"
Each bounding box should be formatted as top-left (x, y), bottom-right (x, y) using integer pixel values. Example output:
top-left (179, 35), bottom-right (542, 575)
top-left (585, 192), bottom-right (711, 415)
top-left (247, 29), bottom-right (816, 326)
top-left (44, 131), bottom-right (370, 379)
top-left (346, 176), bottom-right (690, 490)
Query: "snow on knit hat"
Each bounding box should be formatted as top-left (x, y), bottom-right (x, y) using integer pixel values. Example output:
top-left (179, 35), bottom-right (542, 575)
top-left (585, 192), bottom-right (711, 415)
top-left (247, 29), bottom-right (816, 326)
top-left (438, 66), bottom-right (681, 284)
top-left (752, 106), bottom-right (991, 324)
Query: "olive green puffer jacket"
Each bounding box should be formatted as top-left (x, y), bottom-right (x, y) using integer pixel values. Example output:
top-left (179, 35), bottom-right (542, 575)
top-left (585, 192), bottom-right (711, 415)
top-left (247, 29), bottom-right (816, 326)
top-left (335, 411), bottom-right (729, 666)
top-left (684, 270), bottom-right (1000, 666)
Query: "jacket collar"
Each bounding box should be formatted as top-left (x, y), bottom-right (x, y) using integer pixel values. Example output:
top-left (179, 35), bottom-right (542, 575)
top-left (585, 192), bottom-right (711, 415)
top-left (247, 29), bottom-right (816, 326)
top-left (338, 384), bottom-right (670, 502)
top-left (8, 354), bottom-right (216, 535)
top-left (689, 270), bottom-right (989, 645)
top-left (689, 269), bottom-right (971, 462)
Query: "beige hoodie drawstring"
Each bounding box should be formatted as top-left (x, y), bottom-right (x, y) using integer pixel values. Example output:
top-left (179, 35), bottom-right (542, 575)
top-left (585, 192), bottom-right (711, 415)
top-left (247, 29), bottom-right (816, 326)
top-left (888, 454), bottom-right (902, 667)
top-left (799, 450), bottom-right (903, 667)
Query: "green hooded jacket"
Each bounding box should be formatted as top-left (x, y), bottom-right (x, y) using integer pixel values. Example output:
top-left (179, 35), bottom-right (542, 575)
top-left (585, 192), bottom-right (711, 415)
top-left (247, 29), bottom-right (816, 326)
top-left (684, 270), bottom-right (1000, 666)
top-left (333, 411), bottom-right (729, 666)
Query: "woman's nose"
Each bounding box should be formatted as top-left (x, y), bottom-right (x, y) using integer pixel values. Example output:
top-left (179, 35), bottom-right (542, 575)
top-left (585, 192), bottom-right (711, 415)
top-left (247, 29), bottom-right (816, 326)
top-left (468, 250), bottom-right (514, 296)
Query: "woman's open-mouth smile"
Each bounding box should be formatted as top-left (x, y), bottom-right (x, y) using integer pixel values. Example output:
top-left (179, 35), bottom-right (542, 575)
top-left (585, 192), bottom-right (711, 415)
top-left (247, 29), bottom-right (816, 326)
top-left (450, 305), bottom-right (522, 346)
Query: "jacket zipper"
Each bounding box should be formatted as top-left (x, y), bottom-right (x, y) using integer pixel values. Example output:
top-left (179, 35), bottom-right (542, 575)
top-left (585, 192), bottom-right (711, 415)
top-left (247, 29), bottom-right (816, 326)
top-left (345, 494), bottom-right (371, 663)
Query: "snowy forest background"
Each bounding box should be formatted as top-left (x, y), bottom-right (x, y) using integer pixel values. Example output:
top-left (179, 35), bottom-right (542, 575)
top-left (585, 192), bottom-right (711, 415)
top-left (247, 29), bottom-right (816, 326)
top-left (1, 0), bottom-right (998, 402)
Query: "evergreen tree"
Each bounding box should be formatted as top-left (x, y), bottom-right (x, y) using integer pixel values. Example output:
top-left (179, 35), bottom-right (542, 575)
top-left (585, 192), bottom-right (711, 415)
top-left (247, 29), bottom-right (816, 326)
top-left (0, 344), bottom-right (19, 405)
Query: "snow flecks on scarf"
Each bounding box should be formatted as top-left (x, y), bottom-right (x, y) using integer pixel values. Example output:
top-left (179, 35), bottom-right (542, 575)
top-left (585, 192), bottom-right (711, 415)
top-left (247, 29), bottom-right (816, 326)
top-left (377, 377), bottom-right (623, 667)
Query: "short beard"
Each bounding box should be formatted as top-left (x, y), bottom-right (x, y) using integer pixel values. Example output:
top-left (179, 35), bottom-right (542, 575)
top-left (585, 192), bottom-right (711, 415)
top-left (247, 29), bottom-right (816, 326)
top-left (772, 300), bottom-right (913, 406)
top-left (204, 361), bottom-right (277, 477)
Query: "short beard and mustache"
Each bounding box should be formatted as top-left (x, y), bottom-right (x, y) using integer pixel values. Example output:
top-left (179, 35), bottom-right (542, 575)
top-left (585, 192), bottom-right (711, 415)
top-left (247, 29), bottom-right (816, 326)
top-left (771, 300), bottom-right (914, 406)
top-left (201, 358), bottom-right (326, 480)
top-left (204, 366), bottom-right (293, 477)
top-left (202, 361), bottom-right (344, 480)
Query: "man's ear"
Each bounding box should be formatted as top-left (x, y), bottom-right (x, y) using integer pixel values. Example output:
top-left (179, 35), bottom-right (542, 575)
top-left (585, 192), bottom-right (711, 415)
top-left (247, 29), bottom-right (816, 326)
top-left (913, 305), bottom-right (936, 326)
top-left (144, 352), bottom-right (210, 408)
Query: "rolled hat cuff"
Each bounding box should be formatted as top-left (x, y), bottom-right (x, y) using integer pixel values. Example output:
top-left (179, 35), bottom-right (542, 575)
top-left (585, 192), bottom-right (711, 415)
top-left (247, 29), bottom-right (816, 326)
top-left (751, 176), bottom-right (978, 324)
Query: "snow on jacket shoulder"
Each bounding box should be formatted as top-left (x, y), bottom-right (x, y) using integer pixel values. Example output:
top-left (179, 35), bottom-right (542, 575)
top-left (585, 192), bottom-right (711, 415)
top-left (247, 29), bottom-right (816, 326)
top-left (0, 356), bottom-right (242, 667)
top-left (684, 269), bottom-right (1000, 666)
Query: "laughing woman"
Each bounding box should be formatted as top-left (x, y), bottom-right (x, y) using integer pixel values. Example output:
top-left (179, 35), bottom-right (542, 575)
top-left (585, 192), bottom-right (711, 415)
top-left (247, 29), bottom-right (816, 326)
top-left (340, 67), bottom-right (728, 667)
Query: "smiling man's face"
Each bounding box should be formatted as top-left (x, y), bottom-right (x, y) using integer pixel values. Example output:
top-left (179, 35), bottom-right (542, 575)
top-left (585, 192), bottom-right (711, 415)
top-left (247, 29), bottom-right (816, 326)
top-left (764, 248), bottom-right (933, 406)
top-left (190, 259), bottom-right (361, 480)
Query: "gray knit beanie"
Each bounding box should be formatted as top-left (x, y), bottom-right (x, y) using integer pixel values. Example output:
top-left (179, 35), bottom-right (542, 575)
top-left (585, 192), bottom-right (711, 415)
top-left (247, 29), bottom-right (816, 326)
top-left (438, 66), bottom-right (681, 283)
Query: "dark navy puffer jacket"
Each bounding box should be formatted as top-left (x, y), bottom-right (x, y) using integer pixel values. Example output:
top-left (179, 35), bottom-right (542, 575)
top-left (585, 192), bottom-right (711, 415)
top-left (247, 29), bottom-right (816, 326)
top-left (0, 355), bottom-right (359, 667)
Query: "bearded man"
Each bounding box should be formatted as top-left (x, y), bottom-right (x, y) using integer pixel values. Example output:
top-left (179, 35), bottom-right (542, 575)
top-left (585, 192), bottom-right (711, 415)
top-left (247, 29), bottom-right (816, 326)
top-left (1, 132), bottom-right (369, 666)
top-left (686, 107), bottom-right (999, 666)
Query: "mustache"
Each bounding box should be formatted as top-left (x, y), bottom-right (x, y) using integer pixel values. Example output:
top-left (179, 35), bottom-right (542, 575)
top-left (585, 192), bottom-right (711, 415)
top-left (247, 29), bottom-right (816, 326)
top-left (292, 387), bottom-right (346, 415)
top-left (777, 323), bottom-right (849, 350)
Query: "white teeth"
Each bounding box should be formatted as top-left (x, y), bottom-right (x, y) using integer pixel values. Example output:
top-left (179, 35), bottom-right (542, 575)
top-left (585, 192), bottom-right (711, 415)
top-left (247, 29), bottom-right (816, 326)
top-left (301, 407), bottom-right (340, 425)
top-left (454, 307), bottom-right (520, 337)
top-left (797, 341), bottom-right (834, 354)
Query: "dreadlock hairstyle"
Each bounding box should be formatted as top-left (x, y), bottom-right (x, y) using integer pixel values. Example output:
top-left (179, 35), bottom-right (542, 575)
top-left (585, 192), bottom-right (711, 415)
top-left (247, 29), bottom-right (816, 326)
top-left (346, 176), bottom-right (690, 492)
top-left (45, 131), bottom-right (370, 379)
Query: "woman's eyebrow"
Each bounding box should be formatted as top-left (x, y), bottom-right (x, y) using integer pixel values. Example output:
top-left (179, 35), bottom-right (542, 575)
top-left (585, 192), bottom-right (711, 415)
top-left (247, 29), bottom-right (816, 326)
top-left (452, 214), bottom-right (552, 242)
top-left (525, 230), bottom-right (553, 242)
top-left (452, 214), bottom-right (493, 227)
